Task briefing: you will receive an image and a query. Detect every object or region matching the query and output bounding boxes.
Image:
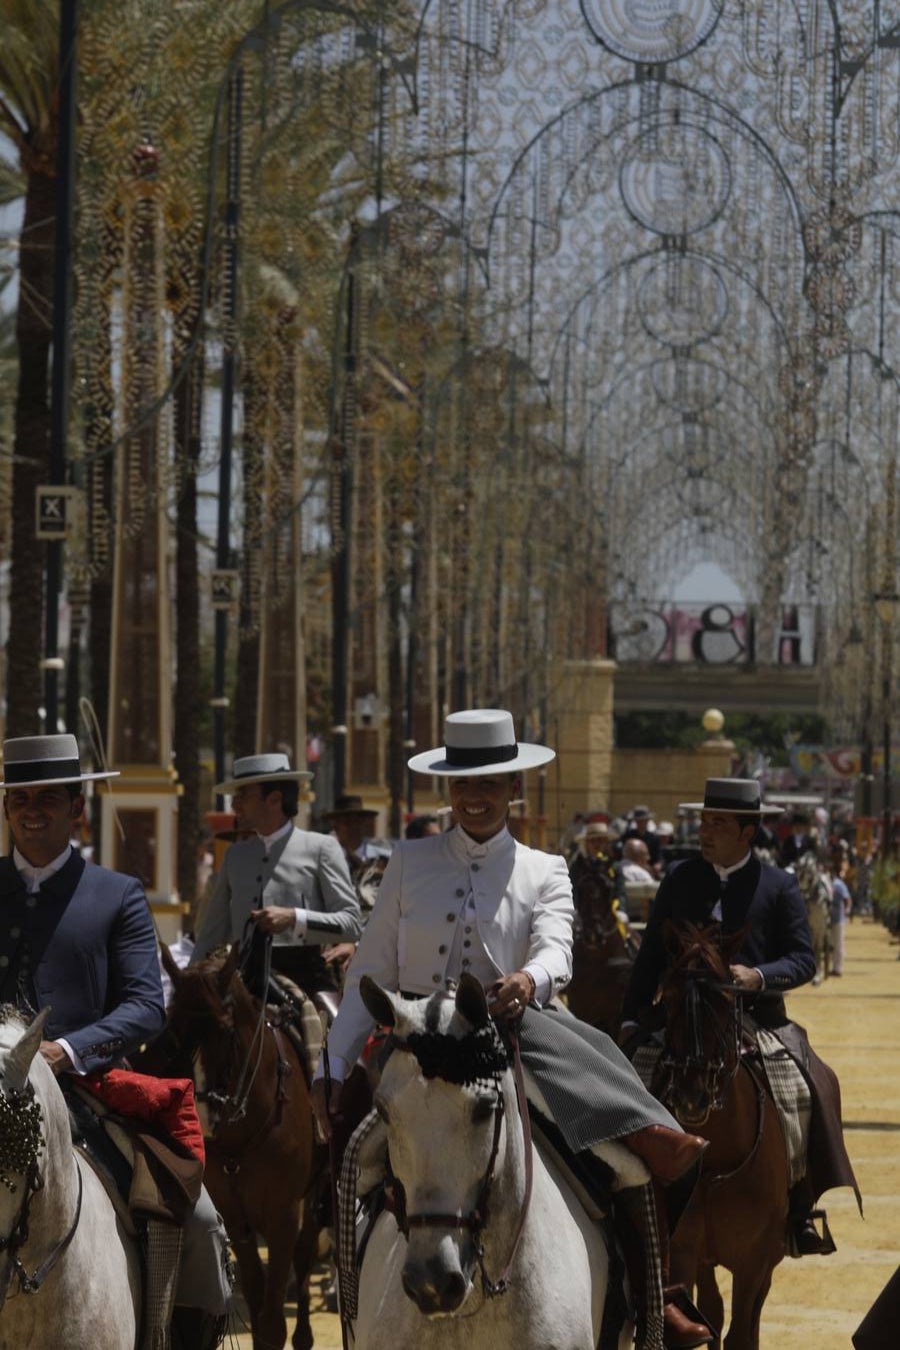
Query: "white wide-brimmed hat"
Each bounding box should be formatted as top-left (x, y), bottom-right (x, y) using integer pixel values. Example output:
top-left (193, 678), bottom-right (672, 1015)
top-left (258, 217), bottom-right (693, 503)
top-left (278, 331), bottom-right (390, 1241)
top-left (407, 709), bottom-right (555, 777)
top-left (0, 734), bottom-right (119, 790)
top-left (680, 778), bottom-right (783, 817)
top-left (214, 752), bottom-right (312, 796)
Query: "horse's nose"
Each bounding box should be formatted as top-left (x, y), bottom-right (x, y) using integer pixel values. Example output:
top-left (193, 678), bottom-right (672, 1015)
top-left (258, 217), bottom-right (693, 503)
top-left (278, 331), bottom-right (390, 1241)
top-left (402, 1259), bottom-right (469, 1314)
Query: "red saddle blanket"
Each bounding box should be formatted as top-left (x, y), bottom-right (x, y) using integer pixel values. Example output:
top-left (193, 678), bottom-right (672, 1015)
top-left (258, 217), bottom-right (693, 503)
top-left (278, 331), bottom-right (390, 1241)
top-left (81, 1069), bottom-right (205, 1165)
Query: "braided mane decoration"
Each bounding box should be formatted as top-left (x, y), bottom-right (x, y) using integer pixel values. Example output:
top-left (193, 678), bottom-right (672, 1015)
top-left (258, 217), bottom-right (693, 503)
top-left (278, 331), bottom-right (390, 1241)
top-left (400, 1022), bottom-right (509, 1087)
top-left (0, 1087), bottom-right (42, 1193)
top-left (0, 1008), bottom-right (45, 1193)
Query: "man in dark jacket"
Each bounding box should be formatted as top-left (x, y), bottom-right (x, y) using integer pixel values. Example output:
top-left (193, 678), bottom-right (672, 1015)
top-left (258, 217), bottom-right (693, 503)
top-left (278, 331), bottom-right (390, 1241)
top-left (621, 777), bottom-right (859, 1258)
top-left (0, 734), bottom-right (230, 1349)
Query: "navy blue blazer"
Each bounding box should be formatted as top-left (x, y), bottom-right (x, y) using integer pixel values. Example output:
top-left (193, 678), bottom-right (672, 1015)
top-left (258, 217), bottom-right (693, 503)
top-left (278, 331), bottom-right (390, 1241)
top-left (0, 851), bottom-right (165, 1073)
top-left (622, 853), bottom-right (816, 1025)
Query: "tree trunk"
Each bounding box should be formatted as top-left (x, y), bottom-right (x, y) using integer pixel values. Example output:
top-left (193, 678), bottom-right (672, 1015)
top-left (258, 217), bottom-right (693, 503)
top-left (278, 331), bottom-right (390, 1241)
top-left (174, 346), bottom-right (203, 921)
top-left (234, 366), bottom-right (262, 757)
top-left (7, 167), bottom-right (56, 734)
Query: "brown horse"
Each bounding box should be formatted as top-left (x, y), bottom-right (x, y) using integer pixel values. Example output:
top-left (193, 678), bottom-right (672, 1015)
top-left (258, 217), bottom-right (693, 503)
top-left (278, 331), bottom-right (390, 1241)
top-left (651, 923), bottom-right (789, 1350)
top-left (565, 858), bottom-right (637, 1035)
top-left (161, 944), bottom-right (323, 1350)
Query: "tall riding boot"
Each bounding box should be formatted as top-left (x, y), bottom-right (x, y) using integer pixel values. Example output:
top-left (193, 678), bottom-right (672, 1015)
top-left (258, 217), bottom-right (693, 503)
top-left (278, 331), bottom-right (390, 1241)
top-left (621, 1125), bottom-right (709, 1184)
top-left (652, 1181), bottom-right (716, 1350)
top-left (616, 1184), bottom-right (714, 1350)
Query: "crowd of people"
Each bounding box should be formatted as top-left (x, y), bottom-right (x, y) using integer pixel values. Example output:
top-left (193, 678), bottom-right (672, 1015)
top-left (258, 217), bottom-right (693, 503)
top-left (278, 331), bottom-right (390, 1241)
top-left (3, 718), bottom-right (894, 1350)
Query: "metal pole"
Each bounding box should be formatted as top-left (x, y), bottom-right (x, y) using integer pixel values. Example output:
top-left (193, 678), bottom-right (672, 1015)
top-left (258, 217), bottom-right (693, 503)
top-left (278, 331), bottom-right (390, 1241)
top-left (214, 65), bottom-right (243, 804)
top-left (45, 0), bottom-right (79, 731)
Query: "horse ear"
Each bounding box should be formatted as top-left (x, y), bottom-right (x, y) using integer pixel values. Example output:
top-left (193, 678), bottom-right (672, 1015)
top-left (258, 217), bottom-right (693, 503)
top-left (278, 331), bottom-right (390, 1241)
top-left (6, 1007), bottom-right (52, 1092)
top-left (359, 976), bottom-right (398, 1028)
top-left (160, 942), bottom-right (182, 986)
top-left (455, 973), bottom-right (489, 1029)
top-left (218, 941), bottom-right (242, 993)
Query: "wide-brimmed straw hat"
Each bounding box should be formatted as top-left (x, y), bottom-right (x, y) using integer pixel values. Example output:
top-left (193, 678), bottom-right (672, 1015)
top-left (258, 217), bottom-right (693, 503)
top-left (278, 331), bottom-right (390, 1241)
top-left (214, 752), bottom-right (312, 796)
top-left (0, 734), bottom-right (118, 789)
top-left (679, 777), bottom-right (783, 817)
top-left (407, 709), bottom-right (555, 777)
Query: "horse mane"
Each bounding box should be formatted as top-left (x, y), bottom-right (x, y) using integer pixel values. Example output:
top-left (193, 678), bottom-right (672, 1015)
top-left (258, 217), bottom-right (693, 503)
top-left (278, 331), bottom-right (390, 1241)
top-left (663, 920), bottom-right (741, 984)
top-left (0, 1004), bottom-right (33, 1033)
top-left (397, 1023), bottom-right (509, 1086)
top-left (386, 989), bottom-right (510, 1087)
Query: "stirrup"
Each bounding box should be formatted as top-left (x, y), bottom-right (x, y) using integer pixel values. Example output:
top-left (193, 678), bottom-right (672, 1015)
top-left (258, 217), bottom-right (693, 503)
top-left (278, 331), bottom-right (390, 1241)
top-left (788, 1208), bottom-right (837, 1258)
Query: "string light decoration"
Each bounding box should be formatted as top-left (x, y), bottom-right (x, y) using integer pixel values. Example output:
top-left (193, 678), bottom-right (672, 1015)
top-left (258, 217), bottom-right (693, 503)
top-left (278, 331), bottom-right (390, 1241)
top-left (9, 0), bottom-right (890, 806)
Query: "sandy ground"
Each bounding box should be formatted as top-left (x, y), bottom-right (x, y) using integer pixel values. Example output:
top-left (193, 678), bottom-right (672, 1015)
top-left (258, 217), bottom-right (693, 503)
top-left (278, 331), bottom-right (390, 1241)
top-left (232, 919), bottom-right (900, 1348)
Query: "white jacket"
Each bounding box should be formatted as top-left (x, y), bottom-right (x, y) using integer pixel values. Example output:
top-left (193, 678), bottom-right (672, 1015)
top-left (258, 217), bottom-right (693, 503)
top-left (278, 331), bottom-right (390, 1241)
top-left (324, 825), bottom-right (574, 1069)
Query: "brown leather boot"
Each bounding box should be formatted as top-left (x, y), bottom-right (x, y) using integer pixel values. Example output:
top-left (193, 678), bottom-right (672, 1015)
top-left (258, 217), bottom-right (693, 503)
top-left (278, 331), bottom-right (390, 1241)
top-left (621, 1125), bottom-right (708, 1183)
top-left (663, 1286), bottom-right (715, 1348)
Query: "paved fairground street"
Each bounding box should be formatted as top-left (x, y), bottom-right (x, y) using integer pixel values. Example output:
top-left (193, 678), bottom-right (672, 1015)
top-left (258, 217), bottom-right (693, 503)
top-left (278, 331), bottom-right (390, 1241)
top-left (232, 919), bottom-right (900, 1350)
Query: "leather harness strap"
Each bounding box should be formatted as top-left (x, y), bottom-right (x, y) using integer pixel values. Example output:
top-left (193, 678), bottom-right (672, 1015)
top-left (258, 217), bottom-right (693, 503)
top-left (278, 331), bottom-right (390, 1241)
top-left (392, 1026), bottom-right (534, 1299)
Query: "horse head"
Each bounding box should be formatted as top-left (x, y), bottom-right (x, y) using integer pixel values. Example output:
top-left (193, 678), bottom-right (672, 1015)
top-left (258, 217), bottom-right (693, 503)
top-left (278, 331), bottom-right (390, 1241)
top-left (359, 974), bottom-right (513, 1316)
top-left (655, 922), bottom-right (743, 1127)
top-left (0, 1008), bottom-right (59, 1305)
top-left (165, 945), bottom-right (256, 1128)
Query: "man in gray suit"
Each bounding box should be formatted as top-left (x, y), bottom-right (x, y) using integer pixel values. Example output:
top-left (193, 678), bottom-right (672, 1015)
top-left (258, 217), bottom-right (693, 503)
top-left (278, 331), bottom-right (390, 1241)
top-left (192, 753), bottom-right (362, 997)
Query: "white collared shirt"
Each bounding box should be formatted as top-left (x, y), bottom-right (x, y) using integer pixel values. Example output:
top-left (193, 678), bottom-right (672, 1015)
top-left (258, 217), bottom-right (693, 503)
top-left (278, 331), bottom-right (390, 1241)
top-left (13, 843), bottom-right (72, 892)
top-left (710, 850), bottom-right (752, 918)
top-left (12, 844), bottom-right (83, 1071)
top-left (711, 851), bottom-right (764, 987)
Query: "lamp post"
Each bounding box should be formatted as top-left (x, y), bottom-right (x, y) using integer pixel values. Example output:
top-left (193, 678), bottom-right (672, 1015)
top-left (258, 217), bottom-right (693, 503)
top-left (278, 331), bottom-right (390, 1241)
top-left (873, 592), bottom-right (899, 860)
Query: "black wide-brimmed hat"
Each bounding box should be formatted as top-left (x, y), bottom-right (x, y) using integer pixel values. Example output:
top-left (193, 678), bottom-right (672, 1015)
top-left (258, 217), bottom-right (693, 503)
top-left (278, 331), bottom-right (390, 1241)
top-left (408, 709), bottom-right (555, 777)
top-left (325, 793), bottom-right (378, 821)
top-left (0, 734), bottom-right (118, 789)
top-left (214, 752), bottom-right (312, 796)
top-left (679, 777), bottom-right (783, 817)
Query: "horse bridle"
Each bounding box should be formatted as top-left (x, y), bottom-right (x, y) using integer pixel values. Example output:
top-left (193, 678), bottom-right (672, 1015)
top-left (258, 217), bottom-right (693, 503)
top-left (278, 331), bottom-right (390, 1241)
top-left (0, 1079), bottom-right (83, 1309)
top-left (386, 1030), bottom-right (534, 1299)
top-left (656, 972), bottom-right (743, 1125)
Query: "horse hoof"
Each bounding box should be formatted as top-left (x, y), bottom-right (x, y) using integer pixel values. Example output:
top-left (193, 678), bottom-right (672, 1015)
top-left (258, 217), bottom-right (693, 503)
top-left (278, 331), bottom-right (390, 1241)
top-left (812, 975), bottom-right (823, 986)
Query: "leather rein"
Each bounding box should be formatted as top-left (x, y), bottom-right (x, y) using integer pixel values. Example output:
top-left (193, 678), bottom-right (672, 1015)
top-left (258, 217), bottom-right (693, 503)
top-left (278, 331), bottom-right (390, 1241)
top-left (388, 1029), bottom-right (534, 1299)
top-left (0, 1082), bottom-right (84, 1308)
top-left (659, 974), bottom-right (768, 1180)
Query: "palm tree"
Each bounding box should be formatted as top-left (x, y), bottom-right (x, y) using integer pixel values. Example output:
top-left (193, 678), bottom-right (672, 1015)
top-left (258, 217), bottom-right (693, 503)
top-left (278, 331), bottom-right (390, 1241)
top-left (0, 0), bottom-right (60, 733)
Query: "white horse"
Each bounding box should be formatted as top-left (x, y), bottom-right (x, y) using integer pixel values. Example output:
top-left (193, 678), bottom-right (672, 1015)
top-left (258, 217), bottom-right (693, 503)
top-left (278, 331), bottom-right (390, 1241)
top-left (0, 1007), bottom-right (140, 1350)
top-left (351, 974), bottom-right (631, 1350)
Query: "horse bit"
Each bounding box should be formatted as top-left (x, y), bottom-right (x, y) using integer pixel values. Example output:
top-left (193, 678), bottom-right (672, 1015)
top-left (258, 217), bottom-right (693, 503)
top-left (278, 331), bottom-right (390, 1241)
top-left (0, 1077), bottom-right (83, 1306)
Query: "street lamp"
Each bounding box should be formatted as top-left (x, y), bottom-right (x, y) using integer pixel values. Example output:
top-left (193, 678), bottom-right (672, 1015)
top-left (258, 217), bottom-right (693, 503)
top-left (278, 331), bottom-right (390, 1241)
top-left (873, 592), bottom-right (899, 860)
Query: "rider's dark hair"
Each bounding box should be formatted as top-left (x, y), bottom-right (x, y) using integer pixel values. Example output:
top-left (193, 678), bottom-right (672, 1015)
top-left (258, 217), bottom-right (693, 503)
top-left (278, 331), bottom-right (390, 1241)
top-left (260, 780), bottom-right (299, 818)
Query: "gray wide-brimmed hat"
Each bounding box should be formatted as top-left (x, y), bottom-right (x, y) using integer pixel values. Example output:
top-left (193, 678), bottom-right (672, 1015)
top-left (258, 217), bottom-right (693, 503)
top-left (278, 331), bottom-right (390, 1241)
top-left (680, 777), bottom-right (783, 816)
top-left (214, 752), bottom-right (312, 796)
top-left (407, 709), bottom-right (555, 777)
top-left (0, 734), bottom-right (119, 789)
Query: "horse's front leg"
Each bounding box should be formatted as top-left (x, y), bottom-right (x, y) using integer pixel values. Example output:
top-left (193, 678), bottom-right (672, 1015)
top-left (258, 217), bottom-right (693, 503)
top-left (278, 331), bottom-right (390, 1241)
top-left (229, 1230), bottom-right (266, 1336)
top-left (724, 1260), bottom-right (774, 1350)
top-left (255, 1202), bottom-right (302, 1350)
top-left (697, 1264), bottom-right (724, 1349)
top-left (291, 1191), bottom-right (321, 1350)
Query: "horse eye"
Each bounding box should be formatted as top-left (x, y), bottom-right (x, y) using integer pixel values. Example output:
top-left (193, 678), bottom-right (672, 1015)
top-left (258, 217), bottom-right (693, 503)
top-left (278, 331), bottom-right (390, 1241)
top-left (472, 1094), bottom-right (495, 1123)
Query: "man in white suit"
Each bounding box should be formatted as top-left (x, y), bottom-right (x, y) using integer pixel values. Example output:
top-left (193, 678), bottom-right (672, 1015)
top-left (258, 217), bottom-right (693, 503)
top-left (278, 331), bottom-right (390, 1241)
top-left (313, 711), bottom-right (712, 1349)
top-left (192, 753), bottom-right (362, 997)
